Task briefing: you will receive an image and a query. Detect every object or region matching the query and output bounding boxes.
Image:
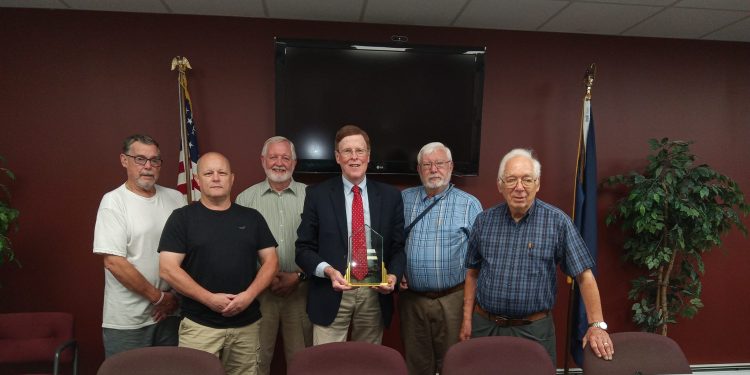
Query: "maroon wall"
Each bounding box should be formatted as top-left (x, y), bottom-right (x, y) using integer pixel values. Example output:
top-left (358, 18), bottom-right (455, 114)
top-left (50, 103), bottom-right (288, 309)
top-left (1, 8), bottom-right (748, 374)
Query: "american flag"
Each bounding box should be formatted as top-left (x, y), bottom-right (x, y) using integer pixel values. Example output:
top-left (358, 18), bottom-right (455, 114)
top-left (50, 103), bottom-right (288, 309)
top-left (177, 81), bottom-right (201, 202)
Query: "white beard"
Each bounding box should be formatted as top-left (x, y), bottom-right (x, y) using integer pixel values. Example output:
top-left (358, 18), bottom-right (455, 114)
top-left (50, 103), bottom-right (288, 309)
top-left (266, 168), bottom-right (292, 183)
top-left (422, 175), bottom-right (450, 190)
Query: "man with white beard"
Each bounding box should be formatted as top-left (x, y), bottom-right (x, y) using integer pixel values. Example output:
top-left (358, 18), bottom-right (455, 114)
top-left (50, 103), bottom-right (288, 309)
top-left (236, 136), bottom-right (311, 374)
top-left (399, 142), bottom-right (482, 375)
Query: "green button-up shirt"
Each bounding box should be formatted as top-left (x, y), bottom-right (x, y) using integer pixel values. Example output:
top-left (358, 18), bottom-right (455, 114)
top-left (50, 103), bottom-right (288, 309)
top-left (236, 178), bottom-right (307, 273)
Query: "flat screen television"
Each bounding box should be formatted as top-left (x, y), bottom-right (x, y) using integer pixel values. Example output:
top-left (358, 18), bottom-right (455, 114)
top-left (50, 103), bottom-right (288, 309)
top-left (274, 38), bottom-right (486, 176)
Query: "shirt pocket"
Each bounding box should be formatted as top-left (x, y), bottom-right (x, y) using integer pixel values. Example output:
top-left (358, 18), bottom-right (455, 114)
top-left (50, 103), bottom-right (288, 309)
top-left (526, 233), bottom-right (556, 277)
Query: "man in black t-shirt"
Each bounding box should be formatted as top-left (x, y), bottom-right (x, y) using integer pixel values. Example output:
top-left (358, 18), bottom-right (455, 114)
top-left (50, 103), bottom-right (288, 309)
top-left (159, 152), bottom-right (279, 375)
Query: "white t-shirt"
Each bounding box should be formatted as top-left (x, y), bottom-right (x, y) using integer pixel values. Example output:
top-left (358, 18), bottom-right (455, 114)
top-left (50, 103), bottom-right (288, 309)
top-left (93, 184), bottom-right (185, 329)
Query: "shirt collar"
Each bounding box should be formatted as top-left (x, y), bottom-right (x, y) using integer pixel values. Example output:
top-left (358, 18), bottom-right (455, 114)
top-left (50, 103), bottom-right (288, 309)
top-left (503, 199), bottom-right (537, 222)
top-left (260, 178), bottom-right (299, 196)
top-left (419, 183), bottom-right (454, 203)
top-left (342, 175), bottom-right (367, 193)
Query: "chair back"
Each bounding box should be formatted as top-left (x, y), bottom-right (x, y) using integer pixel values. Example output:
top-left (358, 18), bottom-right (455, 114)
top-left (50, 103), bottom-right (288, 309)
top-left (288, 341), bottom-right (407, 375)
top-left (0, 312), bottom-right (78, 374)
top-left (583, 331), bottom-right (692, 375)
top-left (97, 346), bottom-right (225, 375)
top-left (442, 336), bottom-right (555, 375)
top-left (0, 312), bottom-right (74, 363)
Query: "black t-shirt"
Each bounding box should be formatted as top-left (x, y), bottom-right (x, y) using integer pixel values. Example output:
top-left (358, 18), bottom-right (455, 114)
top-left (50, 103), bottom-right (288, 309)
top-left (158, 202), bottom-right (277, 328)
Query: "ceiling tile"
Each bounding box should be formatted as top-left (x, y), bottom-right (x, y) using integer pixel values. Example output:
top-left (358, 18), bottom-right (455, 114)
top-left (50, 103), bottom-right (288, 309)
top-left (0, 0), bottom-right (63, 9)
top-left (364, 0), bottom-right (466, 27)
top-left (164, 0), bottom-right (265, 18)
top-left (583, 0), bottom-right (673, 5)
top-left (624, 7), bottom-right (747, 39)
top-left (675, 0), bottom-right (750, 11)
top-left (267, 0), bottom-right (364, 23)
top-left (455, 0), bottom-right (568, 30)
top-left (2, 0), bottom-right (749, 43)
top-left (541, 2), bottom-right (661, 35)
top-left (63, 0), bottom-right (167, 13)
top-left (702, 16), bottom-right (750, 42)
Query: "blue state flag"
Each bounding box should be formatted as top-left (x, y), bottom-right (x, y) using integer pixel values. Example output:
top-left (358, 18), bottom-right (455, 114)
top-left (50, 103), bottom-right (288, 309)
top-left (571, 99), bottom-right (598, 366)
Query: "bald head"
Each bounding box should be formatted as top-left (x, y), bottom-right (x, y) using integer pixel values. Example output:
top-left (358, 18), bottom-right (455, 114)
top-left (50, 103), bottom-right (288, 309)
top-left (196, 152), bottom-right (235, 205)
top-left (198, 152), bottom-right (232, 174)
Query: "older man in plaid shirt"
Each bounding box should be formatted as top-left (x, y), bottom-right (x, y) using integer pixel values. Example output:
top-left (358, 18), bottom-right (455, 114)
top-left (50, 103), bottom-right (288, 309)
top-left (460, 148), bottom-right (614, 365)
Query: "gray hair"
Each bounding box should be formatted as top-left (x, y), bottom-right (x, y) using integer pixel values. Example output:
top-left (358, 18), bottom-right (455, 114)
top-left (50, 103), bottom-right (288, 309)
top-left (261, 136), bottom-right (296, 160)
top-left (122, 134), bottom-right (159, 154)
top-left (417, 142), bottom-right (452, 164)
top-left (498, 148), bottom-right (541, 180)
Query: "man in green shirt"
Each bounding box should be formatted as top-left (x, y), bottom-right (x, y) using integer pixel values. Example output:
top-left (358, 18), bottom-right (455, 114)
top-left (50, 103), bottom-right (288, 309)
top-left (236, 136), bottom-right (311, 374)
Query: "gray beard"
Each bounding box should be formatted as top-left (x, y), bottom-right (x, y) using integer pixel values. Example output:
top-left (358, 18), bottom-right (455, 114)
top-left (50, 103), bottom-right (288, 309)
top-left (136, 179), bottom-right (155, 191)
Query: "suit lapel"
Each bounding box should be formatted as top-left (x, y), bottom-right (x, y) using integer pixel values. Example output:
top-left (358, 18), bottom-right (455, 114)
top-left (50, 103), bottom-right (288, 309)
top-left (329, 180), bottom-right (348, 249)
top-left (367, 180), bottom-right (382, 233)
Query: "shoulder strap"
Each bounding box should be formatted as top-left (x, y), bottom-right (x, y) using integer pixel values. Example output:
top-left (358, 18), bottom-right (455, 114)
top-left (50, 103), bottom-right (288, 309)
top-left (404, 185), bottom-right (453, 238)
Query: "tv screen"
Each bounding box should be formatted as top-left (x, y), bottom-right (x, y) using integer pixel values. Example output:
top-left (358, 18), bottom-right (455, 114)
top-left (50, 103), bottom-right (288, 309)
top-left (275, 38), bottom-right (486, 176)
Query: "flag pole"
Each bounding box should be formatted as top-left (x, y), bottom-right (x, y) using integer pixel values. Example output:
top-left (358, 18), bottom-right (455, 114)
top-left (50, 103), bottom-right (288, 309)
top-left (171, 56), bottom-right (195, 204)
top-left (563, 63), bottom-right (596, 375)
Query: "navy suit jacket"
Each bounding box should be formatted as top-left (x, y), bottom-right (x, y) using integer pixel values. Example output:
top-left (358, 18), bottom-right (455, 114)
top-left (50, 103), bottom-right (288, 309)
top-left (295, 176), bottom-right (406, 327)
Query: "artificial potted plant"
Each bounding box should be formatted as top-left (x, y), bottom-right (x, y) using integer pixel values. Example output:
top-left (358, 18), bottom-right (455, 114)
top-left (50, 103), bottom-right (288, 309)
top-left (604, 138), bottom-right (748, 335)
top-left (0, 155), bottom-right (20, 271)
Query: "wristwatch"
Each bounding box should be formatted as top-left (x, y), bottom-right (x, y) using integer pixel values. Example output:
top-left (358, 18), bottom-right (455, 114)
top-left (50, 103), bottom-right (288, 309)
top-left (589, 321), bottom-right (608, 330)
top-left (297, 272), bottom-right (307, 282)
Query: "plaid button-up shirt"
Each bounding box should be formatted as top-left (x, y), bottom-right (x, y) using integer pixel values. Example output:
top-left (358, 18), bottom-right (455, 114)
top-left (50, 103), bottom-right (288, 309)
top-left (402, 185), bottom-right (482, 292)
top-left (466, 199), bottom-right (594, 317)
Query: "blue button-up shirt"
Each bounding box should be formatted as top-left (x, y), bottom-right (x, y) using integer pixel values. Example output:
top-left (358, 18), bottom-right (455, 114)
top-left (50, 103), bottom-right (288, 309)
top-left (403, 185), bottom-right (482, 292)
top-left (465, 199), bottom-right (594, 317)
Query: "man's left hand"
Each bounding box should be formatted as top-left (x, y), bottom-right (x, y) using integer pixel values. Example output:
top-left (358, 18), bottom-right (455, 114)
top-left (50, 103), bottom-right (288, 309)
top-left (270, 272), bottom-right (299, 297)
top-left (372, 274), bottom-right (397, 294)
top-left (583, 327), bottom-right (614, 361)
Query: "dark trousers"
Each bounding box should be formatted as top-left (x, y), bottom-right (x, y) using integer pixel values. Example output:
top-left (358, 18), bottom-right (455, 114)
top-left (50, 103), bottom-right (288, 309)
top-left (471, 311), bottom-right (557, 365)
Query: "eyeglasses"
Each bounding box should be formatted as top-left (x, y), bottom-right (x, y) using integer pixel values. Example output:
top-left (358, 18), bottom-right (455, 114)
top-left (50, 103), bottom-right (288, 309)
top-left (500, 176), bottom-right (537, 189)
top-left (420, 160), bottom-right (452, 170)
top-left (266, 155), bottom-right (293, 163)
top-left (338, 148), bottom-right (368, 158)
top-left (124, 154), bottom-right (163, 167)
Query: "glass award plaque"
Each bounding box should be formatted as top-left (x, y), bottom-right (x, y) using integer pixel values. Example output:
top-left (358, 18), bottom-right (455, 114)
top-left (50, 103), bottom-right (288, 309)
top-left (345, 224), bottom-right (387, 286)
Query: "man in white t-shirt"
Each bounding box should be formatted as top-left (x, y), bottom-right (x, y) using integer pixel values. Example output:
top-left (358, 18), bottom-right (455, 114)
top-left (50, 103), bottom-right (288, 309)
top-left (93, 134), bottom-right (185, 357)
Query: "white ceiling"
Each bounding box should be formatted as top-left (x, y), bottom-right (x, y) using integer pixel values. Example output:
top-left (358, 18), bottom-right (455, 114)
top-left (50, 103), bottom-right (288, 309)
top-left (2, 0), bottom-right (749, 43)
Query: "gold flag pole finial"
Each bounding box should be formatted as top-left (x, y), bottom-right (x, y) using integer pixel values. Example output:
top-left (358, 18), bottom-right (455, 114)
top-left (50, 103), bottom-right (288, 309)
top-left (171, 56), bottom-right (192, 73)
top-left (584, 63), bottom-right (596, 100)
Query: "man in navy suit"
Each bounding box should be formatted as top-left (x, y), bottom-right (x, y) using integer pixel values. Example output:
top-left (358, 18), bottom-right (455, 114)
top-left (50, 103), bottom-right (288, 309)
top-left (296, 125), bottom-right (405, 345)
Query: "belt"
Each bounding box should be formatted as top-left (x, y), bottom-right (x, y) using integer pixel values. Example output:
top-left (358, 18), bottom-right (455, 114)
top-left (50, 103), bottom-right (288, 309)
top-left (409, 282), bottom-right (464, 299)
top-left (474, 303), bottom-right (549, 327)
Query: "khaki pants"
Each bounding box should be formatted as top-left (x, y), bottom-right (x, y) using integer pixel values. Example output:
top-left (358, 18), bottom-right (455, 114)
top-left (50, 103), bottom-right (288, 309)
top-left (257, 283), bottom-right (312, 375)
top-left (399, 289), bottom-right (464, 375)
top-left (313, 287), bottom-right (383, 345)
top-left (179, 317), bottom-right (261, 375)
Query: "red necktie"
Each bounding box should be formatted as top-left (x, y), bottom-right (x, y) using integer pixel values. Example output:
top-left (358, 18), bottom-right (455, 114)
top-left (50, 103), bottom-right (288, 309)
top-left (351, 185), bottom-right (368, 280)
